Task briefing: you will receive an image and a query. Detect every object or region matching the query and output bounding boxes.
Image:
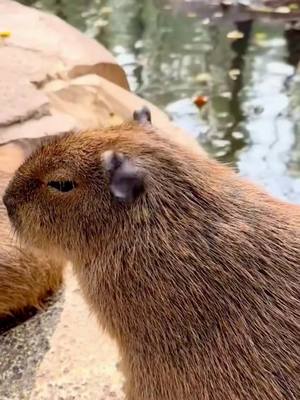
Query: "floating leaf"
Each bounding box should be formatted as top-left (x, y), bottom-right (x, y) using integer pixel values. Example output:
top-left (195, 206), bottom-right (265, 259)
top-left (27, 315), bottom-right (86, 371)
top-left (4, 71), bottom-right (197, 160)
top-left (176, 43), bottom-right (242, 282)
top-left (248, 5), bottom-right (272, 13)
top-left (194, 95), bottom-right (209, 108)
top-left (213, 11), bottom-right (223, 18)
top-left (220, 91), bottom-right (232, 99)
top-left (228, 69), bottom-right (241, 80)
top-left (100, 6), bottom-right (113, 15)
top-left (221, 0), bottom-right (233, 8)
top-left (289, 3), bottom-right (299, 11)
top-left (187, 12), bottom-right (197, 18)
top-left (255, 32), bottom-right (267, 41)
top-left (134, 40), bottom-right (144, 49)
top-left (202, 18), bottom-right (210, 25)
top-left (195, 73), bottom-right (212, 83)
top-left (227, 30), bottom-right (244, 40)
top-left (275, 6), bottom-right (290, 14)
top-left (238, 0), bottom-right (251, 6)
top-left (232, 131), bottom-right (244, 139)
top-left (212, 139), bottom-right (230, 148)
top-left (94, 19), bottom-right (109, 28)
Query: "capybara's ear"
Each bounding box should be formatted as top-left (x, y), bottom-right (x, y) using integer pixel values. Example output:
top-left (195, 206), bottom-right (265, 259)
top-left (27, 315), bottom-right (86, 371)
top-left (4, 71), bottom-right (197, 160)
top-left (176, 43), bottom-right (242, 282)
top-left (102, 151), bottom-right (145, 203)
top-left (133, 106), bottom-right (152, 124)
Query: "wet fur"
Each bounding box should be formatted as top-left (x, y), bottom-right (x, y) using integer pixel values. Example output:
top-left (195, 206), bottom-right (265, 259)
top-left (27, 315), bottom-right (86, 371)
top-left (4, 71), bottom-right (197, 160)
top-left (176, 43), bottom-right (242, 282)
top-left (3, 122), bottom-right (300, 399)
top-left (0, 172), bottom-right (64, 318)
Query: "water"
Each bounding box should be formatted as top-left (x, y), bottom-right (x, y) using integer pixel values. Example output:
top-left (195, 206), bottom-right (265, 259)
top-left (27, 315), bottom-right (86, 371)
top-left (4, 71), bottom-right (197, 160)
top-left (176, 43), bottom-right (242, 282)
top-left (21, 0), bottom-right (300, 203)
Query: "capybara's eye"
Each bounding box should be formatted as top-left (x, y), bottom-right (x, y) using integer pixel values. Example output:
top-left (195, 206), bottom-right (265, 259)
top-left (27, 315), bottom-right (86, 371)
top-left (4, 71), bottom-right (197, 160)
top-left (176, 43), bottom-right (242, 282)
top-left (47, 181), bottom-right (76, 192)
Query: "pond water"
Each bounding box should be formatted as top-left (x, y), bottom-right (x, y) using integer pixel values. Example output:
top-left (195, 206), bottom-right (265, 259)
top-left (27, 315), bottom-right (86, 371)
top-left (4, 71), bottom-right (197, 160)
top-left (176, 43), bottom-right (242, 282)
top-left (22, 0), bottom-right (300, 203)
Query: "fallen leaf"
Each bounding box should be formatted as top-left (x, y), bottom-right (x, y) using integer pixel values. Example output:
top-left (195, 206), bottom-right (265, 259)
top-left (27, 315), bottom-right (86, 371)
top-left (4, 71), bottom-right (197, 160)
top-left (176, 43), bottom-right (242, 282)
top-left (227, 30), bottom-right (244, 40)
top-left (289, 3), bottom-right (299, 11)
top-left (0, 31), bottom-right (11, 38)
top-left (194, 95), bottom-right (209, 108)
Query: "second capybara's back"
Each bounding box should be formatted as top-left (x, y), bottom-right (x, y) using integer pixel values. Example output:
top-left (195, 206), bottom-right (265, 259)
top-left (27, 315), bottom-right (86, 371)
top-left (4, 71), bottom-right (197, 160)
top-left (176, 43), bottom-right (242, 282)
top-left (0, 171), bottom-right (64, 318)
top-left (3, 109), bottom-right (300, 399)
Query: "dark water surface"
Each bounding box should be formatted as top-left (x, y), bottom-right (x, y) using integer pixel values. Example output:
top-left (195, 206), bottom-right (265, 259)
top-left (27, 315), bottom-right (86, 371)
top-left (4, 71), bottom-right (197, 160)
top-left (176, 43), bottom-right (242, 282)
top-left (21, 0), bottom-right (300, 203)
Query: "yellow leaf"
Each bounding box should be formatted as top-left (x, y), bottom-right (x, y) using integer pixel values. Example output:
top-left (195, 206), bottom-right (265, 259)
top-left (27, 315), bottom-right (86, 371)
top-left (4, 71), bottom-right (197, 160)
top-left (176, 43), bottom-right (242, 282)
top-left (275, 6), bottom-right (290, 14)
top-left (227, 30), bottom-right (244, 40)
top-left (255, 32), bottom-right (267, 40)
top-left (0, 31), bottom-right (11, 38)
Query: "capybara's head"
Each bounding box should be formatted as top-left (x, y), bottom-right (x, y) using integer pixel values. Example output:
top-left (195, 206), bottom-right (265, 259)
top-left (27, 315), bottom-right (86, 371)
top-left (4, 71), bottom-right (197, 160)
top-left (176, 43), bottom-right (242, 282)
top-left (3, 107), bottom-right (203, 261)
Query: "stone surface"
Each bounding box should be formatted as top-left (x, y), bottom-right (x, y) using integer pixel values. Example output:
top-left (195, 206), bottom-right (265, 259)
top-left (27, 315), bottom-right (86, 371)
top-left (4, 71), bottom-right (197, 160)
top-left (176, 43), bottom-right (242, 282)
top-left (0, 75), bottom-right (49, 128)
top-left (0, 0), bottom-right (129, 144)
top-left (0, 0), bottom-right (129, 88)
top-left (29, 267), bottom-right (124, 400)
top-left (0, 290), bottom-right (64, 400)
top-left (0, 267), bottom-right (124, 400)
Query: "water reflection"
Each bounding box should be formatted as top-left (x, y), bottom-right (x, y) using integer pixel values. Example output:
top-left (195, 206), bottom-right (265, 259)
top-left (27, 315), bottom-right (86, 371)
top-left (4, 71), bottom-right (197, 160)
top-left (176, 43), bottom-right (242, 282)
top-left (21, 0), bottom-right (300, 203)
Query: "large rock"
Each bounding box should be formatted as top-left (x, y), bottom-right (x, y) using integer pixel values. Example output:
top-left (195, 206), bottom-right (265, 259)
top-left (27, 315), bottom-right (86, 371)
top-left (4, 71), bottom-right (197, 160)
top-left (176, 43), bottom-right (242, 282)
top-left (0, 0), bottom-right (129, 145)
top-left (28, 267), bottom-right (124, 400)
top-left (0, 0), bottom-right (129, 89)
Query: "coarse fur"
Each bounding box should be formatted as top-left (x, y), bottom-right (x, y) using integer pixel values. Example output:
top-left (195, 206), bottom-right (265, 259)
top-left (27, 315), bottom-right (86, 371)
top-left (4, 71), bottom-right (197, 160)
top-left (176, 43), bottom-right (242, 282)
top-left (0, 171), bottom-right (64, 318)
top-left (3, 120), bottom-right (300, 400)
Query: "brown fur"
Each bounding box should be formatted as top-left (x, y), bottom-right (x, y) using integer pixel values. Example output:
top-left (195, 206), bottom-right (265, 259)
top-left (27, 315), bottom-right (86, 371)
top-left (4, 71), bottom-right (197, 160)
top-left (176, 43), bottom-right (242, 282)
top-left (3, 122), bottom-right (300, 399)
top-left (0, 171), bottom-right (64, 318)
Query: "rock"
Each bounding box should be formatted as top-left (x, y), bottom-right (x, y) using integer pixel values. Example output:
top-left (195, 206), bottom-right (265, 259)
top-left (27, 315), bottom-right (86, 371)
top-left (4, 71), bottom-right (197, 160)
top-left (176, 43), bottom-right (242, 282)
top-left (0, 75), bottom-right (49, 128)
top-left (28, 267), bottom-right (124, 400)
top-left (0, 0), bottom-right (129, 88)
top-left (44, 74), bottom-right (205, 155)
top-left (0, 0), bottom-right (129, 144)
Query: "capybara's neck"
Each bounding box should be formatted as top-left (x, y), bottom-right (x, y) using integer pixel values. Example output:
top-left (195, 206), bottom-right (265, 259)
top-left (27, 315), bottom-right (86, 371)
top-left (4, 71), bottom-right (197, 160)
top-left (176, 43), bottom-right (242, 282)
top-left (74, 154), bottom-right (299, 331)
